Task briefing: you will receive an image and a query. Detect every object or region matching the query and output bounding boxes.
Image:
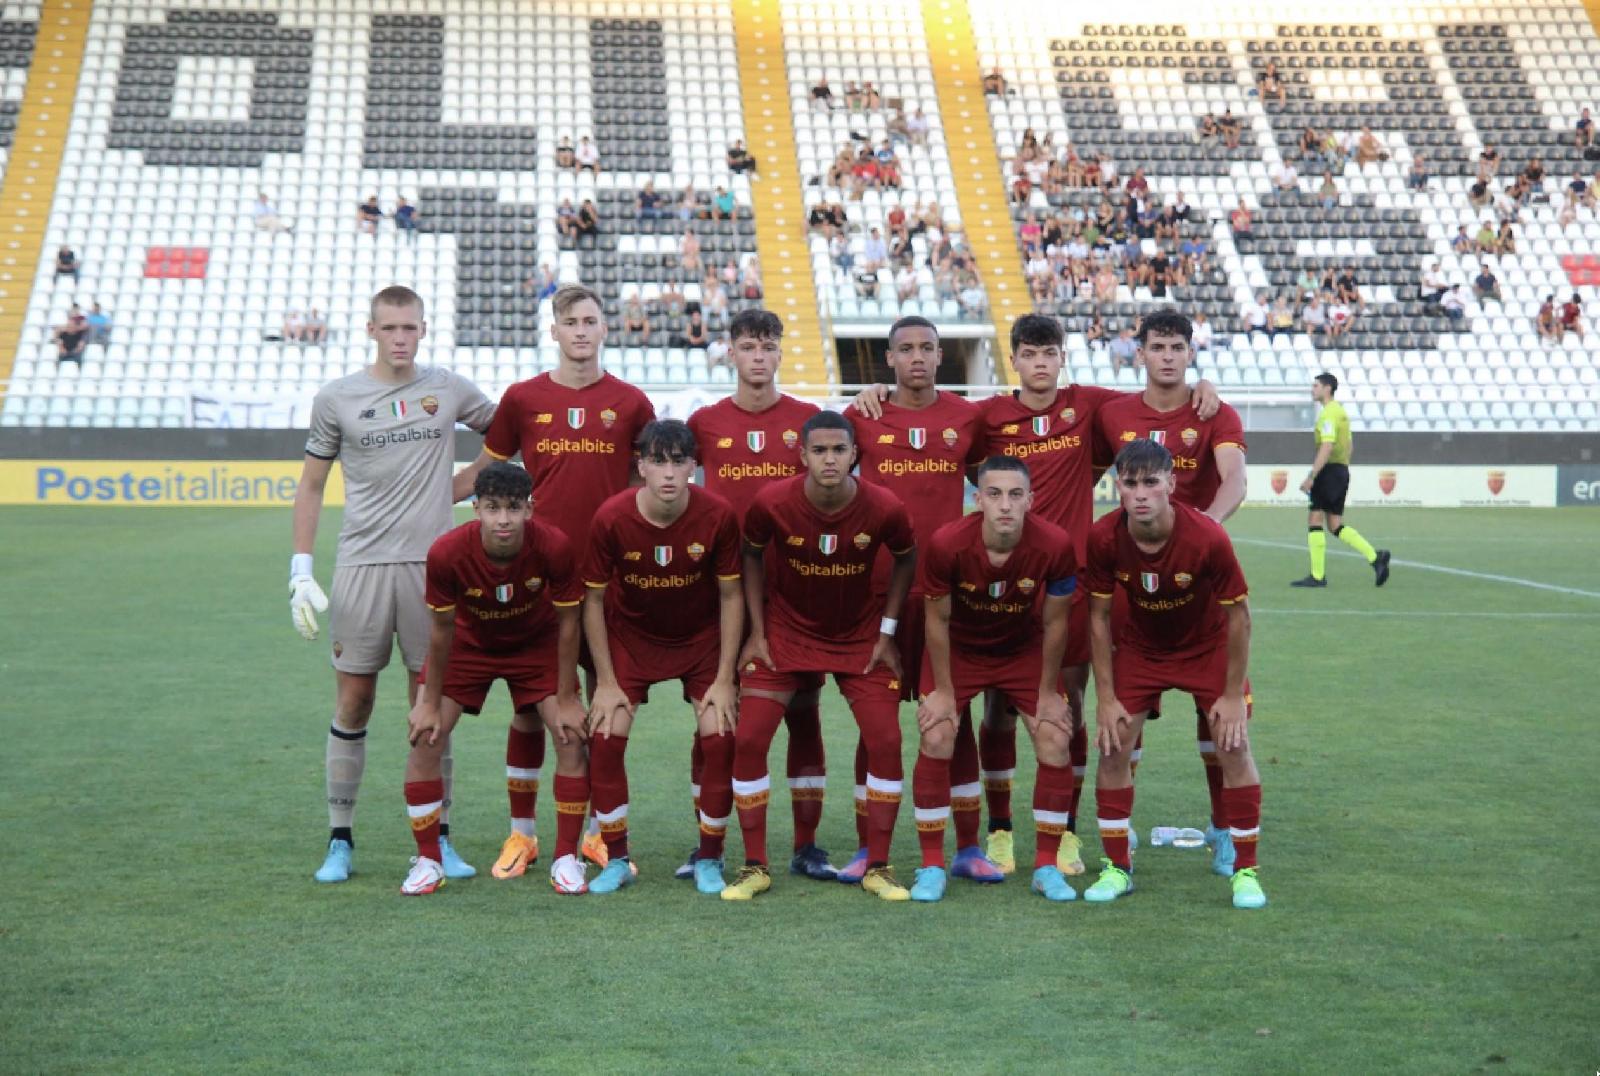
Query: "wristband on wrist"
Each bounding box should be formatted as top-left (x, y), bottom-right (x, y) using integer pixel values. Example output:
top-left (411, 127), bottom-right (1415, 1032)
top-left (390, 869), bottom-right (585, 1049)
top-left (290, 553), bottom-right (314, 580)
top-left (879, 616), bottom-right (899, 637)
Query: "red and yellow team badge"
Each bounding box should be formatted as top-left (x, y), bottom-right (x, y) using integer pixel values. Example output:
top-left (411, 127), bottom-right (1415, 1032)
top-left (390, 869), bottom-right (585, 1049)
top-left (687, 542), bottom-right (706, 561)
top-left (782, 429), bottom-right (799, 449)
top-left (852, 532), bottom-right (872, 549)
top-left (1181, 427), bottom-right (1198, 447)
top-left (1378, 470), bottom-right (1398, 495)
top-left (1487, 470), bottom-right (1506, 495)
top-left (1060, 407), bottom-right (1076, 425)
top-left (717, 437), bottom-right (734, 449)
top-left (600, 408), bottom-right (618, 429)
top-left (1017, 577), bottom-right (1036, 593)
top-left (1271, 469), bottom-right (1288, 494)
top-left (942, 427), bottom-right (958, 447)
top-left (420, 395), bottom-right (439, 416)
top-left (1174, 572), bottom-right (1193, 589)
top-left (536, 412), bottom-right (554, 425)
top-left (525, 577), bottom-right (543, 591)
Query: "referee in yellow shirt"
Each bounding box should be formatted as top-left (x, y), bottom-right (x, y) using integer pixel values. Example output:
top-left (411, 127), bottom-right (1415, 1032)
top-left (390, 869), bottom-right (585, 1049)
top-left (1292, 373), bottom-right (1391, 587)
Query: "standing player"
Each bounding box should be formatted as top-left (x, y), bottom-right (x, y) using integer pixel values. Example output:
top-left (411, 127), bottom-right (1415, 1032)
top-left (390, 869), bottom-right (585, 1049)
top-left (401, 463), bottom-right (590, 895)
top-left (291, 285), bottom-right (496, 884)
top-left (971, 315), bottom-right (1221, 876)
top-left (1292, 372), bottom-right (1391, 588)
top-left (844, 316), bottom-right (999, 886)
top-left (686, 310), bottom-right (834, 882)
top-left (912, 457), bottom-right (1079, 903)
top-left (723, 412), bottom-right (917, 902)
top-left (582, 420), bottom-right (744, 896)
top-left (1084, 439), bottom-right (1266, 909)
top-left (464, 284), bottom-right (656, 877)
top-left (1095, 308), bottom-right (1246, 872)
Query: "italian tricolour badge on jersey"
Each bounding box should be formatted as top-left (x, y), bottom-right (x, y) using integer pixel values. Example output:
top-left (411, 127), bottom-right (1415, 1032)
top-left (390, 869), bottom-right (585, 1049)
top-left (1148, 430), bottom-right (1167, 445)
top-left (567, 408), bottom-right (586, 429)
top-left (1031, 416), bottom-right (1050, 437)
top-left (654, 545), bottom-right (673, 566)
top-left (391, 400), bottom-right (408, 419)
top-left (747, 431), bottom-right (765, 452)
top-left (1140, 572), bottom-right (1160, 593)
top-left (988, 581), bottom-right (1007, 598)
top-left (495, 583), bottom-right (514, 603)
top-left (818, 534), bottom-right (838, 555)
top-left (907, 427), bottom-right (927, 450)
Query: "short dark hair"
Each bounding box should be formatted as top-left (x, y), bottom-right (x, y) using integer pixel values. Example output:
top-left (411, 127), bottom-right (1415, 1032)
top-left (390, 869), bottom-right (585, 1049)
top-left (474, 461), bottom-right (533, 501)
top-left (801, 409), bottom-right (855, 445)
top-left (635, 418), bottom-right (698, 461)
top-left (1010, 313), bottom-right (1064, 352)
top-left (1136, 308), bottom-right (1193, 345)
top-left (1114, 438), bottom-right (1175, 480)
top-left (1315, 372), bottom-right (1339, 394)
top-left (370, 284), bottom-right (424, 321)
top-left (728, 308), bottom-right (783, 342)
top-left (887, 315), bottom-right (938, 348)
top-left (976, 455), bottom-right (1030, 486)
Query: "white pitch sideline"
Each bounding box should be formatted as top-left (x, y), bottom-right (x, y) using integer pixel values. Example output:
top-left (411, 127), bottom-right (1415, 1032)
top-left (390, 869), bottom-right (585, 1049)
top-left (1234, 538), bottom-right (1600, 601)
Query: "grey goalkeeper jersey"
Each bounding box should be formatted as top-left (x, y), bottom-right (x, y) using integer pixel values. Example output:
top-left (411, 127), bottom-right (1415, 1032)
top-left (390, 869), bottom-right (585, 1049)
top-left (305, 365), bottom-right (496, 567)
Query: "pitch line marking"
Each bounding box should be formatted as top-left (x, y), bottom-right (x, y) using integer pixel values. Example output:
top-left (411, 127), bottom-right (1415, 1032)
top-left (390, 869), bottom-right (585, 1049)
top-left (1234, 538), bottom-right (1600, 600)
top-left (1251, 608), bottom-right (1600, 620)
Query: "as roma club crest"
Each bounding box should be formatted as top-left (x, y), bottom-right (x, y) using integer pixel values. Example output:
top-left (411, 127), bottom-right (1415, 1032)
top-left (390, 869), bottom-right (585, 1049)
top-left (525, 577), bottom-right (544, 591)
top-left (1174, 572), bottom-right (1193, 589)
top-left (907, 428), bottom-right (927, 451)
top-left (567, 408), bottom-right (586, 430)
top-left (818, 534), bottom-right (838, 555)
top-left (1017, 578), bottom-right (1036, 593)
top-left (1378, 470), bottom-right (1397, 496)
top-left (852, 532), bottom-right (872, 550)
top-left (1271, 470), bottom-right (1288, 494)
top-left (1141, 572), bottom-right (1160, 593)
top-left (1181, 427), bottom-right (1198, 447)
top-left (747, 431), bottom-right (766, 452)
top-left (686, 542), bottom-right (706, 562)
top-left (782, 429), bottom-right (799, 449)
top-left (420, 395), bottom-right (439, 416)
top-left (942, 427), bottom-right (959, 447)
top-left (1031, 416), bottom-right (1051, 437)
top-left (1060, 407), bottom-right (1076, 425)
top-left (654, 546), bottom-right (672, 566)
top-left (495, 584), bottom-right (514, 603)
top-left (600, 408), bottom-right (618, 429)
top-left (1487, 470), bottom-right (1506, 496)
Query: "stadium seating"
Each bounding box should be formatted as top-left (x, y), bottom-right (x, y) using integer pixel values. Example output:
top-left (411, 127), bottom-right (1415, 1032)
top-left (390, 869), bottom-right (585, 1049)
top-left (0, 0), bottom-right (1596, 431)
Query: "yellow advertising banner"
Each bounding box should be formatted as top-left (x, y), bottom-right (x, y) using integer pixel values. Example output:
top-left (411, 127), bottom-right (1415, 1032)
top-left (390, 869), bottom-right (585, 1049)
top-left (0, 461), bottom-right (346, 506)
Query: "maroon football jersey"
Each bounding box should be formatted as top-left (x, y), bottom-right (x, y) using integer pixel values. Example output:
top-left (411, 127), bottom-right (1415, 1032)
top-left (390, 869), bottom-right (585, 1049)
top-left (919, 513), bottom-right (1078, 657)
top-left (425, 519), bottom-right (582, 652)
top-left (1095, 394), bottom-right (1245, 510)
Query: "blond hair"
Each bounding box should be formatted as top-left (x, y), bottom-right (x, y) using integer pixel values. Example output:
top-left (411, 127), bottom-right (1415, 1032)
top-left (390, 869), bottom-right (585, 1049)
top-left (551, 283), bottom-right (604, 318)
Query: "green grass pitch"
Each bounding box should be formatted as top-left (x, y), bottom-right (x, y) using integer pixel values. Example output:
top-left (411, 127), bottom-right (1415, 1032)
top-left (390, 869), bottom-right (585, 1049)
top-left (2, 506), bottom-right (1596, 1073)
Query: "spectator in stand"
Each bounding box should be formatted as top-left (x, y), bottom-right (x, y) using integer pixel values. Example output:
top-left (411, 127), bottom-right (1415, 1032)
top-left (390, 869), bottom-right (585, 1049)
top-left (702, 271), bottom-right (730, 326)
top-left (843, 82), bottom-right (864, 111)
top-left (1496, 221), bottom-right (1517, 255)
top-left (876, 143), bottom-right (903, 190)
top-left (1259, 60), bottom-right (1287, 106)
top-left (1473, 265), bottom-right (1502, 304)
top-left (1561, 294), bottom-right (1586, 341)
top-left (863, 82), bottom-right (883, 110)
top-left (1421, 262), bottom-right (1447, 304)
top-left (54, 305), bottom-right (88, 363)
top-left (576, 199), bottom-right (599, 238)
top-left (1523, 156), bottom-right (1547, 198)
top-left (1440, 284), bottom-right (1468, 322)
top-left (252, 193), bottom-right (293, 233)
top-left (908, 108), bottom-right (930, 146)
top-left (1269, 296), bottom-right (1296, 339)
top-left (1576, 108), bottom-right (1594, 150)
top-left (636, 181), bottom-right (666, 220)
top-left (712, 186), bottom-right (737, 221)
top-left (55, 246), bottom-right (80, 281)
top-left (523, 263), bottom-right (558, 301)
top-left (1092, 260), bottom-right (1118, 303)
top-left (811, 77), bottom-right (834, 110)
top-left (1085, 313), bottom-right (1108, 349)
top-left (982, 67), bottom-right (1008, 95)
top-left (727, 139), bottom-right (757, 175)
top-left (887, 109), bottom-right (911, 148)
top-left (706, 331), bottom-right (732, 372)
top-left (1501, 175), bottom-right (1531, 218)
top-left (1298, 265), bottom-right (1321, 296)
top-left (356, 195), bottom-right (382, 235)
top-left (1407, 154), bottom-right (1430, 191)
top-left (575, 136), bottom-right (600, 175)
top-left (282, 309), bottom-right (303, 342)
top-left (303, 308), bottom-right (328, 345)
top-left (862, 227), bottom-right (888, 273)
top-left (1241, 292), bottom-right (1270, 339)
top-left (1451, 226), bottom-right (1473, 254)
top-left (556, 134), bottom-right (576, 168)
top-left (853, 264), bottom-right (880, 300)
top-left (1108, 326), bottom-right (1139, 371)
top-left (1230, 198), bottom-right (1253, 237)
top-left (86, 302), bottom-right (112, 344)
top-left (1191, 311), bottom-right (1214, 352)
top-left (1536, 295), bottom-right (1562, 342)
top-left (1468, 180), bottom-right (1492, 212)
top-left (895, 262), bottom-right (919, 304)
top-left (830, 232), bottom-right (853, 278)
top-left (1356, 126), bottom-right (1387, 165)
top-left (394, 196), bottom-right (418, 244)
top-left (677, 183), bottom-right (701, 222)
top-left (556, 198), bottom-right (578, 241)
top-left (1477, 143), bottom-right (1502, 183)
top-left (1219, 109), bottom-right (1241, 150)
top-left (957, 272), bottom-right (987, 317)
top-left (1474, 219), bottom-right (1499, 255)
top-left (740, 256), bottom-right (764, 300)
top-left (1336, 265), bottom-right (1364, 314)
top-left (677, 308), bottom-right (710, 351)
top-left (621, 293), bottom-right (651, 346)
top-left (1197, 112), bottom-right (1219, 142)
top-left (1319, 171), bottom-right (1340, 209)
top-left (1301, 292), bottom-right (1329, 339)
top-left (679, 229), bottom-right (702, 275)
top-left (1326, 295), bottom-right (1354, 340)
top-left (1272, 157), bottom-right (1299, 192)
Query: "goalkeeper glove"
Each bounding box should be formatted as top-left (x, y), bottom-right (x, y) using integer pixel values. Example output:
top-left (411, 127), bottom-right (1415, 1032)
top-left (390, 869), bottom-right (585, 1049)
top-left (289, 553), bottom-right (329, 641)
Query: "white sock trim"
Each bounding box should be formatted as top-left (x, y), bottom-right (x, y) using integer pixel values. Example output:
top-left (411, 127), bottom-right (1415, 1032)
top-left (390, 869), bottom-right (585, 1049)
top-left (865, 773), bottom-right (903, 795)
top-left (594, 804), bottom-right (629, 825)
top-left (732, 775), bottom-right (771, 796)
top-left (1033, 808), bottom-right (1072, 826)
top-left (506, 766), bottom-right (542, 780)
top-left (406, 799), bottom-right (443, 819)
top-left (787, 775), bottom-right (826, 790)
top-left (950, 782), bottom-right (982, 799)
top-left (914, 806), bottom-right (952, 822)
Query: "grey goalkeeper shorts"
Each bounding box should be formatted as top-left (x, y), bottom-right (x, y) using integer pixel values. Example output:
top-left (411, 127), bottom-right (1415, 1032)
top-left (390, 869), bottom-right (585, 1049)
top-left (329, 562), bottom-right (429, 675)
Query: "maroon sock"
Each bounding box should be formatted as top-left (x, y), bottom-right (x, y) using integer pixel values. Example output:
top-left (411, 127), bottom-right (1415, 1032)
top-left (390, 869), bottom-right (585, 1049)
top-left (588, 734), bottom-right (630, 859)
top-left (950, 708), bottom-right (982, 848)
top-left (697, 732), bottom-right (736, 860)
top-left (1095, 785), bottom-right (1134, 870)
top-left (404, 778), bottom-right (445, 862)
top-left (913, 752), bottom-right (953, 868)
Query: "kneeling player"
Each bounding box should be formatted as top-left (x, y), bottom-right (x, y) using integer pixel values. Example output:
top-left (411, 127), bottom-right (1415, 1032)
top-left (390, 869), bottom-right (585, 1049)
top-left (913, 457), bottom-right (1080, 902)
top-left (725, 411), bottom-right (917, 902)
top-left (1084, 440), bottom-right (1266, 909)
top-left (403, 463), bottom-right (591, 895)
top-left (583, 420), bottom-right (744, 895)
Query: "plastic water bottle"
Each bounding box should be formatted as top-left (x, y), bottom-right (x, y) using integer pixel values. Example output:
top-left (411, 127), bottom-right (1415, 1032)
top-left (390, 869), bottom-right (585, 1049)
top-left (1150, 826), bottom-right (1207, 848)
top-left (1150, 826), bottom-right (1180, 847)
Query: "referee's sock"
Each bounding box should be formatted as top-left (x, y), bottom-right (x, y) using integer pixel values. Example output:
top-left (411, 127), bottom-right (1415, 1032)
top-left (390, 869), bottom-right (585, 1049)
top-left (1307, 526), bottom-right (1327, 580)
top-left (1333, 524), bottom-right (1378, 564)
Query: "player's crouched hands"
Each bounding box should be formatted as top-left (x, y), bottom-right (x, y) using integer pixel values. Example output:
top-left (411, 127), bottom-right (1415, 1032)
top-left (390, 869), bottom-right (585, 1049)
top-left (1034, 689), bottom-right (1073, 734)
top-left (863, 633), bottom-right (902, 680)
top-left (1209, 693), bottom-right (1249, 752)
top-left (1095, 695), bottom-right (1135, 755)
top-left (738, 632), bottom-right (775, 674)
top-left (587, 680), bottom-right (632, 738)
top-left (916, 688), bottom-right (957, 734)
top-left (551, 693), bottom-right (589, 746)
top-left (408, 699), bottom-right (442, 748)
top-left (700, 677), bottom-right (739, 734)
top-left (288, 554), bottom-right (329, 641)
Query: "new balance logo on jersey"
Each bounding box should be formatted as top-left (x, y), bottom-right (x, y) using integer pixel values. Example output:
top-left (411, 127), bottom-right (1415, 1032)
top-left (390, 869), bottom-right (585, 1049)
top-left (818, 534), bottom-right (838, 555)
top-left (908, 428), bottom-right (927, 450)
top-left (360, 409), bottom-right (376, 419)
top-left (747, 431), bottom-right (765, 452)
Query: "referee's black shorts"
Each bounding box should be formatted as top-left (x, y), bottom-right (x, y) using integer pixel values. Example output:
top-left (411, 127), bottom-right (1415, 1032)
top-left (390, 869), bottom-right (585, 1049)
top-left (1309, 463), bottom-right (1350, 515)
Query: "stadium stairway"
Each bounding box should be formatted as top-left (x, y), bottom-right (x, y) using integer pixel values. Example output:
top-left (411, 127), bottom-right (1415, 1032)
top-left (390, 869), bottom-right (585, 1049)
top-left (0, 0), bottom-right (88, 408)
top-left (921, 0), bottom-right (1024, 376)
top-left (732, 0), bottom-right (834, 390)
